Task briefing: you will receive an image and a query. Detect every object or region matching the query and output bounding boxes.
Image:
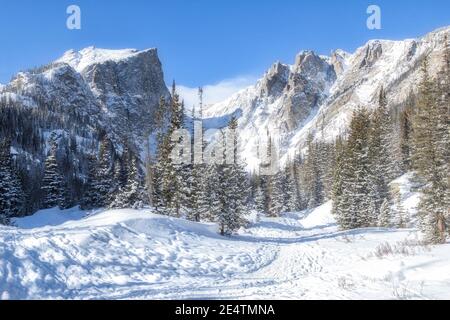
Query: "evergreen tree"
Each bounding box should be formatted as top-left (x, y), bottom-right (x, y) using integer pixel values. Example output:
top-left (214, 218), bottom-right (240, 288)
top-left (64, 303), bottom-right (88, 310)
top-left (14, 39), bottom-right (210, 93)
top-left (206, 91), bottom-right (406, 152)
top-left (153, 83), bottom-right (186, 216)
top-left (203, 164), bottom-right (223, 222)
top-left (331, 138), bottom-right (347, 222)
top-left (0, 138), bottom-right (25, 224)
top-left (216, 117), bottom-right (249, 235)
top-left (436, 34), bottom-right (450, 235)
top-left (333, 108), bottom-right (372, 230)
top-left (186, 164), bottom-right (208, 222)
top-left (254, 179), bottom-right (266, 213)
top-left (266, 171), bottom-right (285, 217)
top-left (41, 138), bottom-right (67, 209)
top-left (81, 155), bottom-right (101, 209)
top-left (412, 59), bottom-right (449, 243)
top-left (368, 87), bottom-right (394, 225)
top-left (81, 136), bottom-right (114, 209)
top-left (378, 198), bottom-right (392, 228)
top-left (302, 136), bottom-right (325, 208)
top-left (283, 164), bottom-right (300, 212)
top-left (399, 107), bottom-right (413, 172)
top-left (110, 155), bottom-right (147, 209)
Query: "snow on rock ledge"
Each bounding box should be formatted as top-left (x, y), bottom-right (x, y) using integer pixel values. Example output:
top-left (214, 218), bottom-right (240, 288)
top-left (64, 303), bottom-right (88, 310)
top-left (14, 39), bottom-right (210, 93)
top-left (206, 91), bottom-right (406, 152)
top-left (57, 47), bottom-right (158, 73)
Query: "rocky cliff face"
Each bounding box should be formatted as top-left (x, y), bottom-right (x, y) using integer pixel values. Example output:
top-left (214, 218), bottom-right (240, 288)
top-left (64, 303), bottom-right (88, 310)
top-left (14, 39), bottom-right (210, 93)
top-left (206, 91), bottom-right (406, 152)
top-left (57, 47), bottom-right (171, 153)
top-left (204, 49), bottom-right (337, 170)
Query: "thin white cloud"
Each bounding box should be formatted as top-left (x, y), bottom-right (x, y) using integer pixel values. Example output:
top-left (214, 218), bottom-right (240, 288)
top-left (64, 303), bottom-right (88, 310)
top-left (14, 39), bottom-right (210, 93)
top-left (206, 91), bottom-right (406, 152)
top-left (177, 75), bottom-right (257, 110)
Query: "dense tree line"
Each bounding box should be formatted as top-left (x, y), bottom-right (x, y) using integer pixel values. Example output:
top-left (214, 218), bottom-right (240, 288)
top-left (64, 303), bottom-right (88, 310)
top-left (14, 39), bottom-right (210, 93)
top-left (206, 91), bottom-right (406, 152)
top-left (332, 53), bottom-right (449, 243)
top-left (149, 85), bottom-right (249, 235)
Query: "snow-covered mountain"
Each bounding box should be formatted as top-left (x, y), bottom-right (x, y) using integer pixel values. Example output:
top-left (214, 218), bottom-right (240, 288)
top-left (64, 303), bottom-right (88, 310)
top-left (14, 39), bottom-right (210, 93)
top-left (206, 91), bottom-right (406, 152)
top-left (1, 46), bottom-right (169, 153)
top-left (0, 26), bottom-right (448, 183)
top-left (55, 47), bottom-right (170, 152)
top-left (204, 26), bottom-right (449, 169)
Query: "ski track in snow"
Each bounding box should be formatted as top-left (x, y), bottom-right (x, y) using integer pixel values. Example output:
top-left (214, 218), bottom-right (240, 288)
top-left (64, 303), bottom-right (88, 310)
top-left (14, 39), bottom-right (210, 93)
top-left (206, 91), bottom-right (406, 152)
top-left (1, 203), bottom-right (450, 300)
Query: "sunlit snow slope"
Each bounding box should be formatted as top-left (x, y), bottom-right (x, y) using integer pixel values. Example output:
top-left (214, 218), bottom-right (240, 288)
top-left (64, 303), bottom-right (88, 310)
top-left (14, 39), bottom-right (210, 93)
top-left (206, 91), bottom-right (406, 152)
top-left (1, 175), bottom-right (449, 300)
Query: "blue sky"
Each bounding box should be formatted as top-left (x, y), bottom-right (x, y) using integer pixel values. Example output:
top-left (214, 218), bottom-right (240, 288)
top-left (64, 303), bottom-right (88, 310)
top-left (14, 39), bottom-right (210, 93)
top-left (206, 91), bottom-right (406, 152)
top-left (0, 0), bottom-right (449, 102)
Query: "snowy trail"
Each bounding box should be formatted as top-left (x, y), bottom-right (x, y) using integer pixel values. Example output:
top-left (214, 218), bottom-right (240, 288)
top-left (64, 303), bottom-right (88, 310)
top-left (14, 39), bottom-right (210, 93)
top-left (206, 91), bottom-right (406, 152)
top-left (1, 203), bottom-right (450, 300)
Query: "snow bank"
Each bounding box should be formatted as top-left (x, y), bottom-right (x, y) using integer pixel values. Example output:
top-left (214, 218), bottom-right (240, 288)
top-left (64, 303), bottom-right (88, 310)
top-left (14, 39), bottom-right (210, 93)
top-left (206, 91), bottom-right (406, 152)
top-left (300, 202), bottom-right (335, 229)
top-left (0, 207), bottom-right (274, 300)
top-left (12, 207), bottom-right (86, 229)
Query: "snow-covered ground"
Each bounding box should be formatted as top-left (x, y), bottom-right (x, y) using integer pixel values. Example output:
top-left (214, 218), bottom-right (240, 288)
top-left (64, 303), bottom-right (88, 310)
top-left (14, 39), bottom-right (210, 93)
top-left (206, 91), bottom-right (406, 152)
top-left (1, 199), bottom-right (449, 300)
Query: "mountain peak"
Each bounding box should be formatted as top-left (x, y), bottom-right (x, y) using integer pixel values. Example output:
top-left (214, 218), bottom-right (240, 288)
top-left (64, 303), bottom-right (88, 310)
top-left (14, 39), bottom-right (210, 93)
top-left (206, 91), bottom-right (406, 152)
top-left (56, 47), bottom-right (158, 73)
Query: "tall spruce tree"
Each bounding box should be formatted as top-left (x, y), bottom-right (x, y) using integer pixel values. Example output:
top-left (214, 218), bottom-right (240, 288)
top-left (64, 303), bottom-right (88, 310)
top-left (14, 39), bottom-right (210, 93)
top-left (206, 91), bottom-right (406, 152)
top-left (0, 138), bottom-right (25, 224)
top-left (41, 138), bottom-right (67, 209)
top-left (399, 106), bottom-right (413, 172)
top-left (333, 107), bottom-right (372, 230)
top-left (110, 154), bottom-right (147, 209)
top-left (368, 87), bottom-right (394, 225)
top-left (436, 34), bottom-right (450, 235)
top-left (254, 178), bottom-right (267, 213)
top-left (283, 164), bottom-right (299, 212)
top-left (302, 136), bottom-right (325, 208)
top-left (267, 171), bottom-right (285, 217)
top-left (82, 136), bottom-right (114, 209)
top-left (153, 83), bottom-right (186, 216)
top-left (203, 164), bottom-right (223, 222)
top-left (81, 155), bottom-right (101, 209)
top-left (412, 59), bottom-right (448, 243)
top-left (216, 117), bottom-right (249, 235)
top-left (331, 137), bottom-right (347, 222)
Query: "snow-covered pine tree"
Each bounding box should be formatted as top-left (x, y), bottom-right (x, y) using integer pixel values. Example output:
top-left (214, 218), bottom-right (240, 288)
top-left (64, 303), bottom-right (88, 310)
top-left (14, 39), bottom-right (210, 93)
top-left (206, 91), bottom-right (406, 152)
top-left (334, 107), bottom-right (372, 230)
top-left (82, 136), bottom-right (114, 209)
top-left (267, 171), bottom-right (285, 217)
top-left (153, 134), bottom-right (172, 213)
top-left (0, 138), bottom-right (25, 224)
top-left (293, 154), bottom-right (308, 210)
top-left (332, 137), bottom-right (352, 228)
top-left (378, 198), bottom-right (392, 228)
top-left (110, 154), bottom-right (147, 209)
top-left (412, 59), bottom-right (448, 244)
top-left (368, 87), bottom-right (394, 225)
top-left (41, 137), bottom-right (67, 209)
top-left (253, 175), bottom-right (267, 213)
top-left (185, 87), bottom-right (210, 221)
top-left (216, 117), bottom-right (249, 235)
top-left (113, 157), bottom-right (127, 195)
top-left (183, 165), bottom-right (195, 221)
top-left (150, 96), bottom-right (169, 211)
top-left (436, 34), bottom-right (450, 235)
top-left (202, 164), bottom-right (223, 222)
top-left (186, 164), bottom-right (208, 222)
top-left (320, 142), bottom-right (337, 201)
top-left (283, 163), bottom-right (299, 212)
top-left (399, 105), bottom-right (413, 172)
top-left (145, 154), bottom-right (155, 208)
top-left (195, 167), bottom-right (211, 221)
top-left (394, 193), bottom-right (408, 229)
top-left (80, 155), bottom-right (100, 209)
top-left (302, 136), bottom-right (325, 208)
top-left (153, 83), bottom-right (186, 216)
